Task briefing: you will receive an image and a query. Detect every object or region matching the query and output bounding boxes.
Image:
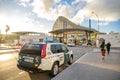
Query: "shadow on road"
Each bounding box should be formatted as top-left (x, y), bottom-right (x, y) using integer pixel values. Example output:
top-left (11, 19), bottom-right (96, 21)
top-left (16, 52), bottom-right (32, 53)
top-left (28, 72), bottom-right (52, 80)
top-left (28, 64), bottom-right (69, 80)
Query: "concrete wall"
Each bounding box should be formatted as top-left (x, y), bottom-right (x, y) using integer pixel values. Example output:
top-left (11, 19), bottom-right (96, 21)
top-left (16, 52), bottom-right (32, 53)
top-left (20, 35), bottom-right (52, 44)
top-left (98, 34), bottom-right (120, 47)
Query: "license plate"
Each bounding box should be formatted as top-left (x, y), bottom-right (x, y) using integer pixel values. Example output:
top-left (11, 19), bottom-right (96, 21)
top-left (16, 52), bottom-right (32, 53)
top-left (24, 58), bottom-right (33, 63)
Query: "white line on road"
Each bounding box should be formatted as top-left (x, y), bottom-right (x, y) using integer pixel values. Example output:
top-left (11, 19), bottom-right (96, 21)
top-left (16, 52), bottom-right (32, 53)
top-left (19, 71), bottom-right (25, 75)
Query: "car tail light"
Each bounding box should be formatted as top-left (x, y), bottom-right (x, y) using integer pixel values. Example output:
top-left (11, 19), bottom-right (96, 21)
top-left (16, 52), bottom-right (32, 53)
top-left (41, 44), bottom-right (47, 58)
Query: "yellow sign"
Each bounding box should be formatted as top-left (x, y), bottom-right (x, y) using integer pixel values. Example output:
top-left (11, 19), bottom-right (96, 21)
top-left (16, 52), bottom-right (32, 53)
top-left (91, 34), bottom-right (96, 39)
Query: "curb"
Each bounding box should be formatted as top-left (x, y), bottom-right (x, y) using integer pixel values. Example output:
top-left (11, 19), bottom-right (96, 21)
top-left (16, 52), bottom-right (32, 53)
top-left (0, 49), bottom-right (19, 54)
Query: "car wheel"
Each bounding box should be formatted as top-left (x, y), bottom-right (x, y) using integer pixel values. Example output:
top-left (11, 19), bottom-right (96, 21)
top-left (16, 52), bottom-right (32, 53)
top-left (68, 56), bottom-right (73, 64)
top-left (51, 62), bottom-right (59, 76)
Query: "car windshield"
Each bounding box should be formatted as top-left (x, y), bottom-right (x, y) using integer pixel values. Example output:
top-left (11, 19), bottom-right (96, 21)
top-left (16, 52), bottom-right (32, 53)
top-left (20, 43), bottom-right (43, 55)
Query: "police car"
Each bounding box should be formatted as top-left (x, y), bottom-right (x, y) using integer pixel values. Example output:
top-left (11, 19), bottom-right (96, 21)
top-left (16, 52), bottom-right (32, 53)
top-left (17, 42), bottom-right (73, 76)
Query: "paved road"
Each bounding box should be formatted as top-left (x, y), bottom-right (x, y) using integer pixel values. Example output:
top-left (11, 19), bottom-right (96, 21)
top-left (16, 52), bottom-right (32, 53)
top-left (0, 46), bottom-right (93, 80)
top-left (52, 48), bottom-right (120, 80)
top-left (68, 46), bottom-right (94, 62)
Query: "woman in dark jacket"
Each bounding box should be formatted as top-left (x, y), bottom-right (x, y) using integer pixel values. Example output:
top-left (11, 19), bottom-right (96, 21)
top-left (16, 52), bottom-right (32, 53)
top-left (100, 41), bottom-right (106, 60)
top-left (106, 42), bottom-right (111, 55)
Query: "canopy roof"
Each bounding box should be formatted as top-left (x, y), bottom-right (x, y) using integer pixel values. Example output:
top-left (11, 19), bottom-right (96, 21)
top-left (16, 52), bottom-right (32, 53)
top-left (12, 31), bottom-right (43, 35)
top-left (49, 16), bottom-right (97, 34)
top-left (49, 28), bottom-right (97, 34)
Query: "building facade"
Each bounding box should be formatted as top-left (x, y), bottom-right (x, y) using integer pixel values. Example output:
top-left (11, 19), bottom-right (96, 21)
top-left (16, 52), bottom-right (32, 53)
top-left (50, 16), bottom-right (97, 45)
top-left (13, 31), bottom-right (52, 45)
top-left (98, 34), bottom-right (120, 47)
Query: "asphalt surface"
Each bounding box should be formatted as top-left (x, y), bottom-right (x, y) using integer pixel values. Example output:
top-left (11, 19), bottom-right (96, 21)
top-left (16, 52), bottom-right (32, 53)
top-left (52, 48), bottom-right (120, 80)
top-left (0, 46), bottom-right (94, 80)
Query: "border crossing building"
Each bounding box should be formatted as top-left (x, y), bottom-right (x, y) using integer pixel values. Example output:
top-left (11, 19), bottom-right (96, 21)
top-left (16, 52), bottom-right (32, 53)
top-left (49, 16), bottom-right (97, 45)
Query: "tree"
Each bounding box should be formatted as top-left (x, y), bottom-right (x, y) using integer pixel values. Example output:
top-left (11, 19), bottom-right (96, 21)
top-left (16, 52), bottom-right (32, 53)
top-left (5, 25), bottom-right (10, 40)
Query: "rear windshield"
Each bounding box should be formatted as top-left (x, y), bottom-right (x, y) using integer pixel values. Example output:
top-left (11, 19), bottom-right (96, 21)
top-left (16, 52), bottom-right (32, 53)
top-left (20, 43), bottom-right (43, 55)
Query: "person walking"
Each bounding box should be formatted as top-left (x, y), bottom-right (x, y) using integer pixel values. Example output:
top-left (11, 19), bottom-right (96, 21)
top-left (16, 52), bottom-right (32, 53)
top-left (100, 41), bottom-right (106, 60)
top-left (106, 42), bottom-right (111, 55)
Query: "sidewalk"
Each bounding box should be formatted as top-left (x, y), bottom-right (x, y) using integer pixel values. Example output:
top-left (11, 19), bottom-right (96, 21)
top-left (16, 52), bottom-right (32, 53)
top-left (0, 48), bottom-right (19, 54)
top-left (0, 45), bottom-right (20, 50)
top-left (52, 48), bottom-right (120, 80)
top-left (0, 44), bottom-right (20, 54)
top-left (0, 47), bottom-right (19, 54)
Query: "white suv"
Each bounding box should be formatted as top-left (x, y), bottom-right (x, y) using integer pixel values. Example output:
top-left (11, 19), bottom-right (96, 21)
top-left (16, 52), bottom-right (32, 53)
top-left (17, 42), bottom-right (73, 76)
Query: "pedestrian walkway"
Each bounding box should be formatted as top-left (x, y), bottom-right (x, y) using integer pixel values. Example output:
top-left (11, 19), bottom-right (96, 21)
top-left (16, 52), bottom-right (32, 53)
top-left (51, 48), bottom-right (120, 80)
top-left (0, 45), bottom-right (20, 50)
top-left (0, 49), bottom-right (19, 54)
top-left (0, 44), bottom-right (20, 54)
top-left (0, 46), bottom-right (19, 54)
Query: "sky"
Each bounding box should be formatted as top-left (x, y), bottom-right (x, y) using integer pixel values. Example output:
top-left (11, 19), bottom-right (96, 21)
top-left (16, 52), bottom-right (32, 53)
top-left (0, 0), bottom-right (120, 34)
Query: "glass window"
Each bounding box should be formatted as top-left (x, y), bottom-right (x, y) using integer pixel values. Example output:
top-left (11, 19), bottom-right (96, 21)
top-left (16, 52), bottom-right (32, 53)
top-left (63, 21), bottom-right (67, 29)
top-left (51, 44), bottom-right (63, 54)
top-left (20, 43), bottom-right (43, 55)
top-left (51, 45), bottom-right (57, 53)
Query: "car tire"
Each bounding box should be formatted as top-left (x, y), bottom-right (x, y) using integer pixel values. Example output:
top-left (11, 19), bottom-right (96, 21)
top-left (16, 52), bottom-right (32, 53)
top-left (50, 62), bottom-right (59, 76)
top-left (68, 56), bottom-right (73, 64)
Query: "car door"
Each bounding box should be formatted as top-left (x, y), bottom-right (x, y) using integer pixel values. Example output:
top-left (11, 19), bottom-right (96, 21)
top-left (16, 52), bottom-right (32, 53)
top-left (51, 44), bottom-right (64, 65)
top-left (61, 45), bottom-right (69, 63)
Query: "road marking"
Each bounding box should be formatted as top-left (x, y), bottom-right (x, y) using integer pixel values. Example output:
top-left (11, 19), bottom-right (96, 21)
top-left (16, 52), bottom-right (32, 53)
top-left (19, 71), bottom-right (25, 75)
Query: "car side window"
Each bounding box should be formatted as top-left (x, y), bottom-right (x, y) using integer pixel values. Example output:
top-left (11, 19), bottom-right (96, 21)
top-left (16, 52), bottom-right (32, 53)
top-left (51, 45), bottom-right (57, 53)
top-left (51, 44), bottom-right (63, 54)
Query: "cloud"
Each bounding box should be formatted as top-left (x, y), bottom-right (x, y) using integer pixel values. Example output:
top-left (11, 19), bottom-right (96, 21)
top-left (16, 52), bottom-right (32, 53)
top-left (0, 12), bottom-right (47, 34)
top-left (73, 0), bottom-right (120, 24)
top-left (18, 0), bottom-right (120, 23)
top-left (19, 0), bottom-right (31, 7)
top-left (18, 0), bottom-right (76, 20)
top-left (86, 0), bottom-right (120, 21)
top-left (99, 22), bottom-right (109, 26)
top-left (72, 9), bottom-right (90, 23)
top-left (18, 0), bottom-right (120, 27)
top-left (30, 0), bottom-right (120, 24)
top-left (29, 0), bottom-right (75, 20)
top-left (57, 4), bottom-right (75, 18)
top-left (30, 0), bottom-right (56, 20)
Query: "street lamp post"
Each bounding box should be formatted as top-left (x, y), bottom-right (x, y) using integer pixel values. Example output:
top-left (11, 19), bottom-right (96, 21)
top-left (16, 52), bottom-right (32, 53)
top-left (92, 11), bottom-right (99, 47)
top-left (0, 29), bottom-right (2, 47)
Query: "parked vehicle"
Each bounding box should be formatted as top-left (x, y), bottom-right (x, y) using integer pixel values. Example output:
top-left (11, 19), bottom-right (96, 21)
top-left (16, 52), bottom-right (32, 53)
top-left (67, 42), bottom-right (75, 47)
top-left (67, 38), bottom-right (75, 47)
top-left (17, 42), bottom-right (73, 76)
